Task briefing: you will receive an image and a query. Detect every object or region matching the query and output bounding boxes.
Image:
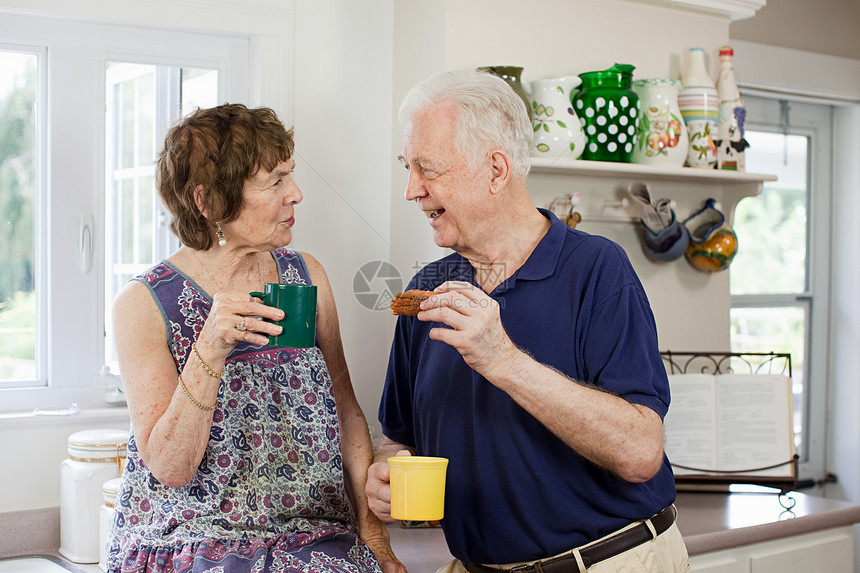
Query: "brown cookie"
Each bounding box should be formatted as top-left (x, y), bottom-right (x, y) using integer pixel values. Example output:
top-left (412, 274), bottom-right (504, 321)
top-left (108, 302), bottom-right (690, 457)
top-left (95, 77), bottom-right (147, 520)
top-left (390, 289), bottom-right (435, 316)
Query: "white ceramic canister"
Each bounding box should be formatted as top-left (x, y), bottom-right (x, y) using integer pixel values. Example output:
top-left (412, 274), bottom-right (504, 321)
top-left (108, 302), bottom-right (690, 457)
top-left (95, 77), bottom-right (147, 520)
top-left (59, 428), bottom-right (129, 564)
top-left (529, 75), bottom-right (586, 161)
top-left (631, 78), bottom-right (688, 167)
top-left (98, 477), bottom-right (122, 571)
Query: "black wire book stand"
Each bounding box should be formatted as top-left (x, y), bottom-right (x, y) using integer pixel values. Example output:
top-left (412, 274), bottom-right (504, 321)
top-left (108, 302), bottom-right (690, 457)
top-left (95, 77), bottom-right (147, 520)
top-left (661, 351), bottom-right (799, 496)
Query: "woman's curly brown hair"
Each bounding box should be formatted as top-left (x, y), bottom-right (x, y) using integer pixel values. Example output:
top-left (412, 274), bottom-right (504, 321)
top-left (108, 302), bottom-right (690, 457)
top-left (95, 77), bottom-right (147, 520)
top-left (156, 103), bottom-right (295, 250)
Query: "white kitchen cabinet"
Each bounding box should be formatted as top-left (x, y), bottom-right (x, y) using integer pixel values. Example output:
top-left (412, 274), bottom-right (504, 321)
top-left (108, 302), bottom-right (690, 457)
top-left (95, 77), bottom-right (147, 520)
top-left (688, 526), bottom-right (854, 573)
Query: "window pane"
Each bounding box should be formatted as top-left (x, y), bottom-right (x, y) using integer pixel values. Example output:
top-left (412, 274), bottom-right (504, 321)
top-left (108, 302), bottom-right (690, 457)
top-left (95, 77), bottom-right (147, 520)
top-left (120, 79), bottom-right (136, 169)
top-left (104, 63), bottom-right (217, 372)
top-left (730, 306), bottom-right (806, 458)
top-left (181, 68), bottom-right (218, 113)
top-left (0, 51), bottom-right (38, 381)
top-left (138, 73), bottom-right (155, 166)
top-left (731, 132), bottom-right (809, 295)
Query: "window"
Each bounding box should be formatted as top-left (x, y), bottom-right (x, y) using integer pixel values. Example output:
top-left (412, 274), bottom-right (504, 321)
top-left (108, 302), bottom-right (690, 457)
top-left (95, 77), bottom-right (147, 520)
top-left (730, 95), bottom-right (832, 481)
top-left (0, 13), bottom-right (247, 412)
top-left (0, 46), bottom-right (43, 387)
top-left (104, 63), bottom-right (218, 371)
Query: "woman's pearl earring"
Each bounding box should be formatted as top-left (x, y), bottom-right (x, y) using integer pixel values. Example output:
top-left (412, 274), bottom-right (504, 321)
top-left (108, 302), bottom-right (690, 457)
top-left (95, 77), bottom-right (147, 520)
top-left (216, 221), bottom-right (227, 247)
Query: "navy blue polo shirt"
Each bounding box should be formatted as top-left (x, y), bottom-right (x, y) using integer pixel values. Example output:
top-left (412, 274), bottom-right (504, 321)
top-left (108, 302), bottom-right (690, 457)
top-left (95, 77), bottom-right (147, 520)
top-left (379, 208), bottom-right (675, 564)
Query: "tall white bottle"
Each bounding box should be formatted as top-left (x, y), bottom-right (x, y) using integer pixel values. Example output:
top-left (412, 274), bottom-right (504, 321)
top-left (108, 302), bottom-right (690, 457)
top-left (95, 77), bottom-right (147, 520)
top-left (715, 45), bottom-right (748, 170)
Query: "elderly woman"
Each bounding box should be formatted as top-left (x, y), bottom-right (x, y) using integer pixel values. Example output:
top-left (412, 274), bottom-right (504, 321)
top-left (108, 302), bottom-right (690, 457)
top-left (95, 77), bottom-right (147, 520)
top-left (107, 104), bottom-right (403, 573)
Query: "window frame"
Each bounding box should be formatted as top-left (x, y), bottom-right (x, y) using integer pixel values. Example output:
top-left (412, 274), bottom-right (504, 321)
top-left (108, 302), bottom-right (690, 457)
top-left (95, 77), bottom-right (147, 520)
top-left (0, 42), bottom-right (48, 390)
top-left (0, 13), bottom-right (248, 413)
top-left (731, 93), bottom-right (832, 482)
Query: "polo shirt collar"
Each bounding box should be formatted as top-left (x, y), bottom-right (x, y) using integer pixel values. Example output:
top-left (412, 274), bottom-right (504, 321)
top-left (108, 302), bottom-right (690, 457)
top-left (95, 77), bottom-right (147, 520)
top-left (512, 207), bottom-right (566, 283)
top-left (489, 208), bottom-right (566, 294)
top-left (444, 208), bottom-right (566, 292)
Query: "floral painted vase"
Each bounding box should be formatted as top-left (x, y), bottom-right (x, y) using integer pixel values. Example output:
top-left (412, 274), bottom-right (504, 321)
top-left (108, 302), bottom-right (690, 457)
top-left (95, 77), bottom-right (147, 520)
top-left (573, 63), bottom-right (640, 163)
top-left (478, 65), bottom-right (533, 123)
top-left (684, 198), bottom-right (738, 272)
top-left (529, 76), bottom-right (586, 160)
top-left (631, 78), bottom-right (688, 167)
top-left (678, 88), bottom-right (719, 168)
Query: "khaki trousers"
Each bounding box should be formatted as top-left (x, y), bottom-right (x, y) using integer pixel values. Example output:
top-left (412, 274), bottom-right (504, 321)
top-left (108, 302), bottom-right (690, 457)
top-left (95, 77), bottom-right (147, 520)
top-left (435, 521), bottom-right (690, 573)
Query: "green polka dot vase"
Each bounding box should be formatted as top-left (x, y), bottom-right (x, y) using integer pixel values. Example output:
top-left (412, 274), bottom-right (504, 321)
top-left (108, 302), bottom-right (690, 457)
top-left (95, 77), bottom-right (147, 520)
top-left (573, 63), bottom-right (640, 163)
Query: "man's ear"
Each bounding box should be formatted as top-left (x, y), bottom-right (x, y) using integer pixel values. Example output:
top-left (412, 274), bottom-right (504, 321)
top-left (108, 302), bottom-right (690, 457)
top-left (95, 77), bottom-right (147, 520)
top-left (488, 151), bottom-right (511, 194)
top-left (193, 184), bottom-right (209, 218)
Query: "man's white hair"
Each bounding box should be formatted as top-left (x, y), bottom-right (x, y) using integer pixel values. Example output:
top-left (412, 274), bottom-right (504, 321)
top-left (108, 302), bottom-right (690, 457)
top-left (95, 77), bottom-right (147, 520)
top-left (399, 68), bottom-right (533, 178)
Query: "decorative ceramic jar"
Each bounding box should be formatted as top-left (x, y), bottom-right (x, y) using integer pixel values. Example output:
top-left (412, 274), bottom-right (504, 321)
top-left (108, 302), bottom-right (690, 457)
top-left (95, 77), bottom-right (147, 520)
top-left (478, 65), bottom-right (533, 123)
top-left (679, 47), bottom-right (718, 168)
top-left (684, 198), bottom-right (738, 272)
top-left (631, 78), bottom-right (688, 166)
top-left (59, 428), bottom-right (129, 564)
top-left (573, 63), bottom-right (640, 163)
top-left (529, 76), bottom-right (586, 160)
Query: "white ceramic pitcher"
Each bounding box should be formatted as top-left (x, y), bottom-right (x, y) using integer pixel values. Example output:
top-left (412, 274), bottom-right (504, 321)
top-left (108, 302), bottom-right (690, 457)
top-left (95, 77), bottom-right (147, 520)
top-left (529, 76), bottom-right (586, 161)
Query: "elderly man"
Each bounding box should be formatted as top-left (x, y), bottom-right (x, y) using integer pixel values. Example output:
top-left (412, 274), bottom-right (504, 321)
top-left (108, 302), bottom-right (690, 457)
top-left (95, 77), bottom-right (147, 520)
top-left (366, 69), bottom-right (689, 573)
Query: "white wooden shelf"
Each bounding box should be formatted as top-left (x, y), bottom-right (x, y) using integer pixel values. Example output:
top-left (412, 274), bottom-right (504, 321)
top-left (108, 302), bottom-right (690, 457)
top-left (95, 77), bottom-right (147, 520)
top-left (529, 156), bottom-right (777, 186)
top-left (621, 0), bottom-right (767, 21)
top-left (528, 156), bottom-right (778, 225)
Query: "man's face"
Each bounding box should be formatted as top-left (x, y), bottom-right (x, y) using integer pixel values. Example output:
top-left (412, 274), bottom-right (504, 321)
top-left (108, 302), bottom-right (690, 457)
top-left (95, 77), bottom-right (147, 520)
top-left (398, 103), bottom-right (489, 252)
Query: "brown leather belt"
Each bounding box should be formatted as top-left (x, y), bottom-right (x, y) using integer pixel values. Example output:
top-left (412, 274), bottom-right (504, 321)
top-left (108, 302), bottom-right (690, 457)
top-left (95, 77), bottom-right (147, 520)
top-left (464, 505), bottom-right (676, 573)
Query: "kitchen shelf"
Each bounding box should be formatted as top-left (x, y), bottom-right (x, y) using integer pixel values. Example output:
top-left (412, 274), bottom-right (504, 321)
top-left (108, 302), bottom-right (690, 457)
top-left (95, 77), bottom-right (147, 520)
top-left (528, 156), bottom-right (778, 225)
top-left (622, 0), bottom-right (767, 21)
top-left (529, 156), bottom-right (777, 185)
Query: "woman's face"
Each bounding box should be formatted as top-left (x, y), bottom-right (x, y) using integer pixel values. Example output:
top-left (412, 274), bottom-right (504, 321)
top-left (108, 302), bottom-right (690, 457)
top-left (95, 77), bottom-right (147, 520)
top-left (223, 158), bottom-right (302, 251)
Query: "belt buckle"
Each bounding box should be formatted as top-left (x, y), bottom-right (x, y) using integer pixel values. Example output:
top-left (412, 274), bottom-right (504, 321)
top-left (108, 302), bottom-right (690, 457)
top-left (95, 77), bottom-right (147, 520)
top-left (508, 563), bottom-right (539, 573)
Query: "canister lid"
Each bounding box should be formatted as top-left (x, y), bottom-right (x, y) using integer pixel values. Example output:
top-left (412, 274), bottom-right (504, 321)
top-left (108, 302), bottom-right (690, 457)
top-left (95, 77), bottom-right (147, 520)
top-left (67, 428), bottom-right (130, 459)
top-left (102, 477), bottom-right (122, 505)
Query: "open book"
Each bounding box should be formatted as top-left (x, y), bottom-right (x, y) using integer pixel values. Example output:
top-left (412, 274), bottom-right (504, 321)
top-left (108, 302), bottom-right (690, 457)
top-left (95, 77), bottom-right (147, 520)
top-left (664, 373), bottom-right (797, 482)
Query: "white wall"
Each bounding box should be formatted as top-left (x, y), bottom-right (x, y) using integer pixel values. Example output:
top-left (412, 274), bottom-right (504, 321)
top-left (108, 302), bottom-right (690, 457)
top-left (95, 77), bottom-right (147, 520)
top-left (290, 0), bottom-right (395, 440)
top-left (0, 410), bottom-right (130, 511)
top-left (829, 103), bottom-right (860, 504)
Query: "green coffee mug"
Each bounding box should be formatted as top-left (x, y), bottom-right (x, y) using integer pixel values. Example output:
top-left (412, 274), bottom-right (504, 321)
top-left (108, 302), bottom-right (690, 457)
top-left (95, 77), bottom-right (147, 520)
top-left (250, 283), bottom-right (317, 348)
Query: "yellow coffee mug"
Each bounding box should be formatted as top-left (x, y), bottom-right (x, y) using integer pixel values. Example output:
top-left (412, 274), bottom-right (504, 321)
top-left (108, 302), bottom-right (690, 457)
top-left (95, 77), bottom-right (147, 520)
top-left (388, 456), bottom-right (449, 521)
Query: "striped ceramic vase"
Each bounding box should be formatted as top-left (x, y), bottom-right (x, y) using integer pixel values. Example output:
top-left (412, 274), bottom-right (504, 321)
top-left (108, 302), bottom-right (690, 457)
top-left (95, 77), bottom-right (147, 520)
top-left (679, 48), bottom-right (718, 168)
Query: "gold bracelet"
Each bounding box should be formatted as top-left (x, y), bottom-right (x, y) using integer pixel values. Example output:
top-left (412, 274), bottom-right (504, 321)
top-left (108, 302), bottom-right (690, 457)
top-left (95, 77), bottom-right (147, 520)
top-left (177, 373), bottom-right (217, 411)
top-left (192, 342), bottom-right (224, 378)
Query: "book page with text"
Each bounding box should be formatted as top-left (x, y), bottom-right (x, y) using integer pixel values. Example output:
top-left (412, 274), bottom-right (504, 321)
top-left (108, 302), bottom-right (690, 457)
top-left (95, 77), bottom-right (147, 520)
top-left (715, 374), bottom-right (794, 477)
top-left (664, 374), bottom-right (717, 475)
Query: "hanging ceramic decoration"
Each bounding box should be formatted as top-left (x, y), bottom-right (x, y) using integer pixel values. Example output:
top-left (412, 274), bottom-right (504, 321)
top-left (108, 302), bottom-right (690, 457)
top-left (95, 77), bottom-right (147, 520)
top-left (572, 63), bottom-right (640, 163)
top-left (679, 47), bottom-right (719, 168)
top-left (683, 198), bottom-right (738, 272)
top-left (478, 65), bottom-right (533, 123)
top-left (529, 76), bottom-right (586, 160)
top-left (631, 78), bottom-right (688, 167)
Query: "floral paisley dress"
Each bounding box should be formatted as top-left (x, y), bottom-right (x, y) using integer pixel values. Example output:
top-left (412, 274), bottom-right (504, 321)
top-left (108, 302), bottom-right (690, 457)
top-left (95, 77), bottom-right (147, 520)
top-left (106, 248), bottom-right (381, 573)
